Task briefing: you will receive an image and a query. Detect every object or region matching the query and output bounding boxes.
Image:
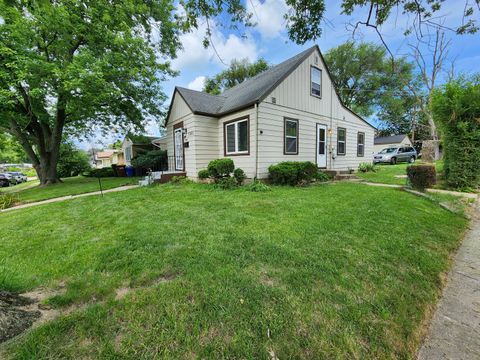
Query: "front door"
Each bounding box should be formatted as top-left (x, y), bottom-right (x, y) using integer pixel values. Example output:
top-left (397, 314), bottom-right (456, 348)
top-left (316, 124), bottom-right (327, 168)
top-left (174, 128), bottom-right (184, 171)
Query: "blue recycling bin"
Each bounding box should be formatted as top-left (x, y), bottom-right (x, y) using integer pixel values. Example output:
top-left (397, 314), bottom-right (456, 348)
top-left (126, 166), bottom-right (135, 177)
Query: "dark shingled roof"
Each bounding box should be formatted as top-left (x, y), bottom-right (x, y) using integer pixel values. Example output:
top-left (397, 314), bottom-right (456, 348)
top-left (170, 46), bottom-right (315, 119)
top-left (374, 135), bottom-right (409, 145)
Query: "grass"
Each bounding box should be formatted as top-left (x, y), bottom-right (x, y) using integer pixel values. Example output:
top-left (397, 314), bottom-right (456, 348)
top-left (0, 176), bottom-right (139, 204)
top-left (0, 182), bottom-right (467, 359)
top-left (356, 161), bottom-right (444, 186)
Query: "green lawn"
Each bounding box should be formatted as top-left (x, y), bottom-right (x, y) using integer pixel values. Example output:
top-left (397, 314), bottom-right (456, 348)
top-left (0, 176), bottom-right (139, 204)
top-left (356, 161), bottom-right (444, 186)
top-left (0, 182), bottom-right (467, 359)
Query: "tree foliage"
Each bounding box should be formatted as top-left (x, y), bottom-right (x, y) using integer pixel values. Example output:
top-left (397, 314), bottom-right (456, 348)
top-left (57, 141), bottom-right (91, 178)
top-left (0, 132), bottom-right (28, 163)
top-left (203, 58), bottom-right (269, 94)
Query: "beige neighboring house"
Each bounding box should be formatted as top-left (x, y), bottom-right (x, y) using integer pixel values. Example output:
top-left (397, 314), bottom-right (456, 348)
top-left (94, 150), bottom-right (124, 169)
top-left (373, 135), bottom-right (413, 154)
top-left (164, 45), bottom-right (376, 179)
top-left (121, 135), bottom-right (158, 166)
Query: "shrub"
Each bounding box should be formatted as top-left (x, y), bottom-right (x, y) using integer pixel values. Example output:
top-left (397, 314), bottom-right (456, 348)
top-left (407, 165), bottom-right (436, 191)
top-left (268, 161), bottom-right (318, 186)
top-left (432, 77), bottom-right (480, 189)
top-left (358, 162), bottom-right (376, 173)
top-left (85, 168), bottom-right (114, 178)
top-left (170, 175), bottom-right (192, 185)
top-left (214, 176), bottom-right (238, 190)
top-left (57, 142), bottom-right (91, 178)
top-left (246, 180), bottom-right (271, 192)
top-left (0, 193), bottom-right (17, 210)
top-left (131, 149), bottom-right (167, 169)
top-left (233, 168), bottom-right (246, 185)
top-left (315, 171), bottom-right (332, 182)
top-left (207, 158), bottom-right (235, 179)
top-left (197, 169), bottom-right (210, 179)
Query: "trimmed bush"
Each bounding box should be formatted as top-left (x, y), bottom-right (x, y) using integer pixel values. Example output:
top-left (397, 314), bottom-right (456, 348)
top-left (214, 176), bottom-right (237, 190)
top-left (85, 167), bottom-right (114, 177)
top-left (233, 168), bottom-right (246, 185)
top-left (432, 77), bottom-right (480, 190)
top-left (358, 162), bottom-right (376, 173)
top-left (407, 165), bottom-right (436, 191)
top-left (315, 171), bottom-right (332, 182)
top-left (207, 158), bottom-right (235, 179)
top-left (197, 169), bottom-right (210, 179)
top-left (131, 149), bottom-right (167, 169)
top-left (0, 193), bottom-right (17, 210)
top-left (170, 175), bottom-right (191, 185)
top-left (268, 161), bottom-right (318, 186)
top-left (246, 180), bottom-right (271, 192)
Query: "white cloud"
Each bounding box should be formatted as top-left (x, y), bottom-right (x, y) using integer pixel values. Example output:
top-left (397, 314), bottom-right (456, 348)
top-left (187, 76), bottom-right (207, 91)
top-left (172, 22), bottom-right (259, 70)
top-left (247, 0), bottom-right (289, 39)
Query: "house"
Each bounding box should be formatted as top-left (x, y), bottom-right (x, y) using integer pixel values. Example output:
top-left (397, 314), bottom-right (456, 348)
top-left (374, 135), bottom-right (413, 153)
top-left (122, 135), bottom-right (158, 166)
top-left (94, 150), bottom-right (124, 168)
top-left (164, 45), bottom-right (375, 179)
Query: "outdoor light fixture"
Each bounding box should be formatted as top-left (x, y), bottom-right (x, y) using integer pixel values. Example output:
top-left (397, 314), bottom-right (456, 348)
top-left (328, 128), bottom-right (333, 135)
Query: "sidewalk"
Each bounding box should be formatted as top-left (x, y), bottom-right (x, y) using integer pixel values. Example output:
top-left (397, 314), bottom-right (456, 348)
top-left (417, 199), bottom-right (480, 359)
top-left (1, 185), bottom-right (138, 213)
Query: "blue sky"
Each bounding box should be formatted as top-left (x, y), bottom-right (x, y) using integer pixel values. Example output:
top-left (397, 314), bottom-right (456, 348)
top-left (78, 0), bottom-right (480, 149)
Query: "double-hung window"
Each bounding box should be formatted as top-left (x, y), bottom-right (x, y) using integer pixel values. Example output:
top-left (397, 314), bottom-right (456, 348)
top-left (125, 146), bottom-right (132, 161)
top-left (311, 66), bottom-right (322, 97)
top-left (357, 132), bottom-right (365, 157)
top-left (224, 118), bottom-right (249, 155)
top-left (337, 127), bottom-right (346, 155)
top-left (284, 118), bottom-right (299, 154)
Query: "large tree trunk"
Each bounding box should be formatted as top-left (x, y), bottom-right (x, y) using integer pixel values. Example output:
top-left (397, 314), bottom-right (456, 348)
top-left (34, 152), bottom-right (62, 186)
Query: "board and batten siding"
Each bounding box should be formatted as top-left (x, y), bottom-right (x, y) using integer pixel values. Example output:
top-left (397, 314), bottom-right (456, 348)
top-left (256, 48), bottom-right (375, 177)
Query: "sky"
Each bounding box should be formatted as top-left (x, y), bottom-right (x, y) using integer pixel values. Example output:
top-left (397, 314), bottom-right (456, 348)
top-left (77, 0), bottom-right (480, 149)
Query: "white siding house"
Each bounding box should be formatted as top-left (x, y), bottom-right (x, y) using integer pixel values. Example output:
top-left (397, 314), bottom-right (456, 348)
top-left (164, 45), bottom-right (375, 179)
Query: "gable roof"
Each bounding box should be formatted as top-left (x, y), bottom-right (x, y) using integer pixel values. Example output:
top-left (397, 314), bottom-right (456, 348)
top-left (166, 45), bottom-right (375, 129)
top-left (374, 135), bottom-right (409, 145)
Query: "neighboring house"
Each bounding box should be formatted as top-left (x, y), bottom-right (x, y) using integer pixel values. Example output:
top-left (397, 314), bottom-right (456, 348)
top-left (164, 45), bottom-right (375, 179)
top-left (94, 150), bottom-right (124, 168)
top-left (152, 136), bottom-right (168, 150)
top-left (122, 135), bottom-right (157, 166)
top-left (374, 135), bottom-right (413, 153)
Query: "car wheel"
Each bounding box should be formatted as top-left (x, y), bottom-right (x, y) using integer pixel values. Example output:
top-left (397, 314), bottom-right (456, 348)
top-left (409, 156), bottom-right (415, 164)
top-left (390, 157), bottom-right (397, 165)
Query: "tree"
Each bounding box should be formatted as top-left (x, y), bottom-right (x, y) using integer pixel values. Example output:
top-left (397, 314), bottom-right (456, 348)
top-left (0, 132), bottom-right (28, 163)
top-left (57, 141), bottom-right (91, 178)
top-left (203, 58), bottom-right (269, 94)
top-left (0, 1), bottom-right (180, 185)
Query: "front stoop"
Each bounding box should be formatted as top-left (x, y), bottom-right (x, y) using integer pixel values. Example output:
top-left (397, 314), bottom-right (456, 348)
top-left (156, 172), bottom-right (186, 184)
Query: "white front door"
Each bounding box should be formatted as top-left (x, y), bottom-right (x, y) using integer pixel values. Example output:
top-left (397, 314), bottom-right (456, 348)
top-left (316, 124), bottom-right (327, 168)
top-left (174, 128), bottom-right (184, 171)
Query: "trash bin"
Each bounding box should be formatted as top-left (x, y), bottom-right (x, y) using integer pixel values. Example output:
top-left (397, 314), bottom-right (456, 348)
top-left (116, 165), bottom-right (126, 177)
top-left (126, 166), bottom-right (135, 177)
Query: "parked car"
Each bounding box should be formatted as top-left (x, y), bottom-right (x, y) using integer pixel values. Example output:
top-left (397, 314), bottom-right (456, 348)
top-left (0, 173), bottom-right (14, 187)
top-left (373, 146), bottom-right (417, 165)
top-left (6, 171), bottom-right (27, 184)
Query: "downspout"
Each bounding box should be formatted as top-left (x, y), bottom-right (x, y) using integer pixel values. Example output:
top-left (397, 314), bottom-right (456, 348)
top-left (255, 102), bottom-right (259, 179)
top-left (329, 82), bottom-right (333, 169)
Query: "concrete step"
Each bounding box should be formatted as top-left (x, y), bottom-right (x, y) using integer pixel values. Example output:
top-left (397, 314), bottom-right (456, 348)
top-left (334, 173), bottom-right (358, 181)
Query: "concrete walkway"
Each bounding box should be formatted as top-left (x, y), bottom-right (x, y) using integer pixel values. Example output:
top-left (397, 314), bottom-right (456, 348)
top-left (1, 185), bottom-right (138, 213)
top-left (417, 199), bottom-right (480, 360)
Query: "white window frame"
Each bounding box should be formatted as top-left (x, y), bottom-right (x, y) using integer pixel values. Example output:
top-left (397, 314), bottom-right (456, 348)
top-left (337, 127), bottom-right (346, 156)
top-left (310, 66), bottom-right (322, 98)
top-left (224, 118), bottom-right (249, 155)
top-left (284, 118), bottom-right (299, 155)
top-left (357, 132), bottom-right (365, 157)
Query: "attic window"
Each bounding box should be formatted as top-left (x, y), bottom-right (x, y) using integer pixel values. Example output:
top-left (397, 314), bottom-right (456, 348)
top-left (310, 66), bottom-right (322, 98)
top-left (271, 97), bottom-right (276, 104)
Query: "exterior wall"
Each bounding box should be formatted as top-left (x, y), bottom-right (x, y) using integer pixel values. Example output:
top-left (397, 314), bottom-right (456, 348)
top-left (256, 48), bottom-right (375, 177)
top-left (373, 137), bottom-right (413, 153)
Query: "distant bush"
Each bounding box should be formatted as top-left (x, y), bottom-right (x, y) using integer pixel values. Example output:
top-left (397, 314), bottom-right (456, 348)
top-left (207, 158), bottom-right (235, 179)
top-left (197, 169), bottom-right (210, 179)
top-left (0, 193), bottom-right (17, 209)
top-left (214, 176), bottom-right (238, 190)
top-left (268, 161), bottom-right (318, 186)
top-left (358, 162), bottom-right (376, 173)
top-left (6, 167), bottom-right (36, 177)
top-left (233, 168), bottom-right (246, 185)
top-left (246, 180), bottom-right (271, 192)
top-left (85, 168), bottom-right (114, 178)
top-left (407, 165), bottom-right (436, 191)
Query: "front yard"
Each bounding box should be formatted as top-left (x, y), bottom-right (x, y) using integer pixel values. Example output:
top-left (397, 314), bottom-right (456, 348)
top-left (0, 182), bottom-right (467, 359)
top-left (0, 176), bottom-right (139, 204)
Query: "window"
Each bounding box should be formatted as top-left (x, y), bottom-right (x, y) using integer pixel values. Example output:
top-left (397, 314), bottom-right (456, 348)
top-left (337, 127), bottom-right (346, 155)
top-left (311, 66), bottom-right (322, 97)
top-left (224, 118), bottom-right (249, 155)
top-left (357, 132), bottom-right (365, 157)
top-left (284, 118), bottom-right (299, 154)
top-left (125, 146), bottom-right (132, 161)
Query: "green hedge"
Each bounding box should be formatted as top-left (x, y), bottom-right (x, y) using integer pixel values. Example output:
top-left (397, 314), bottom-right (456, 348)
top-left (407, 165), bottom-right (436, 191)
top-left (85, 168), bottom-right (114, 178)
top-left (207, 159), bottom-right (235, 179)
top-left (432, 77), bottom-right (480, 190)
top-left (268, 161), bottom-right (318, 186)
